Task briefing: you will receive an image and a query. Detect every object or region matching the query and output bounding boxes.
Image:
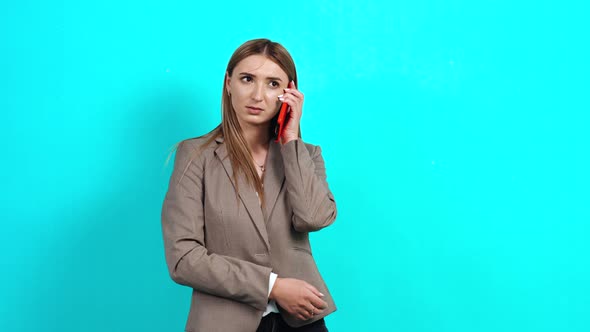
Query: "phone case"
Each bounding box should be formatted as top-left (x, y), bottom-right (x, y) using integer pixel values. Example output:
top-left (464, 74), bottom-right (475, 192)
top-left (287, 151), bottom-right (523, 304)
top-left (274, 102), bottom-right (289, 142)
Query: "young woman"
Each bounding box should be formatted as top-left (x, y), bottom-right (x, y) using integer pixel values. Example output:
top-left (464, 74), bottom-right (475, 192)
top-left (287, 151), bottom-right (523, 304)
top-left (161, 38), bottom-right (337, 332)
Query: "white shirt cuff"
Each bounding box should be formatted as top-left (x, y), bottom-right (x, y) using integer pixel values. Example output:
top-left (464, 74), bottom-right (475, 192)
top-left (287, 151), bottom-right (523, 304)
top-left (268, 272), bottom-right (278, 298)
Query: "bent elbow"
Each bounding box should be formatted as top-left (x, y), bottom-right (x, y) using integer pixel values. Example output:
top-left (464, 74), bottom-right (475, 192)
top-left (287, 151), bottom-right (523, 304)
top-left (168, 261), bottom-right (188, 286)
top-left (292, 202), bottom-right (337, 233)
top-left (166, 251), bottom-right (196, 287)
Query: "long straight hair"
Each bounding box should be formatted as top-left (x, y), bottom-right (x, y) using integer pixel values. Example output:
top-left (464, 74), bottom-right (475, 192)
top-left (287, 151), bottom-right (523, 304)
top-left (172, 38), bottom-right (301, 211)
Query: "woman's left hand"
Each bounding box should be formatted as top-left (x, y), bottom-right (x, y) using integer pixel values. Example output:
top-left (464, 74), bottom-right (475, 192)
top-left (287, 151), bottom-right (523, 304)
top-left (278, 80), bottom-right (303, 145)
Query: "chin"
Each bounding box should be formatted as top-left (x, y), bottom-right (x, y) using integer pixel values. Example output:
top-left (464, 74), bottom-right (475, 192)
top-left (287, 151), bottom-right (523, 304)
top-left (240, 119), bottom-right (269, 127)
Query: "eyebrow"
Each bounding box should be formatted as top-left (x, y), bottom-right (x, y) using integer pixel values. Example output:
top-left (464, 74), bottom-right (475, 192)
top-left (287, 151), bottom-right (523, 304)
top-left (238, 72), bottom-right (283, 81)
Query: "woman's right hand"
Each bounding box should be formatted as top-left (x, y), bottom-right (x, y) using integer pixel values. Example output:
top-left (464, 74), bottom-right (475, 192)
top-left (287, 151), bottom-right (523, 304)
top-left (269, 277), bottom-right (328, 321)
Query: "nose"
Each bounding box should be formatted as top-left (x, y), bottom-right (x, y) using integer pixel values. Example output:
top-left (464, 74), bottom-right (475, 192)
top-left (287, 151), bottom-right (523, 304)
top-left (251, 82), bottom-right (263, 102)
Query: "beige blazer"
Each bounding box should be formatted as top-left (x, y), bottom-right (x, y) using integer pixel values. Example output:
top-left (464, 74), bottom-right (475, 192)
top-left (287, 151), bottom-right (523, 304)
top-left (161, 130), bottom-right (337, 332)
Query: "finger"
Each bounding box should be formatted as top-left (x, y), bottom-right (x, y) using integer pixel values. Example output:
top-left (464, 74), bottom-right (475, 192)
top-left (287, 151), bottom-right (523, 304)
top-left (278, 93), bottom-right (298, 104)
top-left (309, 294), bottom-right (329, 310)
top-left (304, 283), bottom-right (325, 298)
top-left (308, 304), bottom-right (325, 315)
top-left (277, 91), bottom-right (300, 100)
top-left (296, 310), bottom-right (310, 321)
top-left (279, 94), bottom-right (303, 108)
top-left (280, 93), bottom-right (302, 108)
top-left (284, 88), bottom-right (304, 100)
top-left (279, 95), bottom-right (300, 112)
top-left (298, 304), bottom-right (313, 318)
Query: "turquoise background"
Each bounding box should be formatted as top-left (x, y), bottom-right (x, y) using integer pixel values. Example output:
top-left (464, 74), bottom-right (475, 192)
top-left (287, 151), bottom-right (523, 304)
top-left (1, 1), bottom-right (589, 331)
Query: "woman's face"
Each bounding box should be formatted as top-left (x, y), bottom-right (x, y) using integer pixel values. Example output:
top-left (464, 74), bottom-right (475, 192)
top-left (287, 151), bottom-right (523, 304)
top-left (225, 54), bottom-right (289, 130)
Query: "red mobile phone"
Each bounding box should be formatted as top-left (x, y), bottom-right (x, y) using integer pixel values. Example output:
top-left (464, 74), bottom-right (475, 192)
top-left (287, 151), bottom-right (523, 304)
top-left (274, 102), bottom-right (289, 142)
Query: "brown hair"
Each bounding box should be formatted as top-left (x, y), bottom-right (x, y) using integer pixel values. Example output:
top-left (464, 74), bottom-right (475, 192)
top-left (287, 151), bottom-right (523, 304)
top-left (169, 38), bottom-right (301, 211)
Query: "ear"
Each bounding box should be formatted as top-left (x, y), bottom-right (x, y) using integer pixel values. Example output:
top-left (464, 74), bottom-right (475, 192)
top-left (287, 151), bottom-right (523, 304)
top-left (225, 71), bottom-right (231, 96)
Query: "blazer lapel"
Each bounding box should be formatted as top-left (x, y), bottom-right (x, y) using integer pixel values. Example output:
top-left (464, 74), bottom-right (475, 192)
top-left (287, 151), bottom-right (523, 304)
top-left (262, 139), bottom-right (285, 223)
top-left (214, 137), bottom-right (270, 251)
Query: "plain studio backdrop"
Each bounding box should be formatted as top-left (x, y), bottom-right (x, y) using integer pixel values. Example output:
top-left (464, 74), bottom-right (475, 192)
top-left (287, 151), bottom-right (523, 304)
top-left (1, 1), bottom-right (588, 331)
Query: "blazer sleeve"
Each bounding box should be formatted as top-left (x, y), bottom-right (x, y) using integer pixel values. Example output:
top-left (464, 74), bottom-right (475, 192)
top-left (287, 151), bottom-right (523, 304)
top-left (161, 140), bottom-right (272, 311)
top-left (280, 138), bottom-right (338, 232)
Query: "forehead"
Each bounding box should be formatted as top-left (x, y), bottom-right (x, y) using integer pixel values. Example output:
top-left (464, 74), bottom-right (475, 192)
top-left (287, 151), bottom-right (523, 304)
top-left (233, 54), bottom-right (288, 79)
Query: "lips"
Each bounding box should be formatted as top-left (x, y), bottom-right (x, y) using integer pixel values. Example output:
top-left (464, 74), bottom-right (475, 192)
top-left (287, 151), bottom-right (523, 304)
top-left (246, 106), bottom-right (263, 114)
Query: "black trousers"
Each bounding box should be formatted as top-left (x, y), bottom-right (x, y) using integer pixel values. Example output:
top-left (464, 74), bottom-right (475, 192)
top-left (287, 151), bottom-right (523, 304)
top-left (256, 313), bottom-right (328, 332)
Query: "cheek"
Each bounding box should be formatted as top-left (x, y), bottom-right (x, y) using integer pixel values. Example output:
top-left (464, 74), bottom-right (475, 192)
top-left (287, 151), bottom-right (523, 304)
top-left (270, 99), bottom-right (282, 116)
top-left (229, 94), bottom-right (239, 109)
top-left (231, 88), bottom-right (249, 105)
top-left (265, 90), bottom-right (282, 107)
top-left (265, 87), bottom-right (282, 98)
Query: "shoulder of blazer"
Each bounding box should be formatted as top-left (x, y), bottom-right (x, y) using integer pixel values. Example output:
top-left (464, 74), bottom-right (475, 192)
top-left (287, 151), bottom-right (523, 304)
top-left (296, 140), bottom-right (321, 160)
top-left (303, 141), bottom-right (318, 155)
top-left (173, 129), bottom-right (220, 178)
top-left (180, 128), bottom-right (220, 155)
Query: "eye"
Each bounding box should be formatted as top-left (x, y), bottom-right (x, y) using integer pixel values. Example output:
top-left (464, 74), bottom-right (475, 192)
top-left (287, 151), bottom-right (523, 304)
top-left (269, 81), bottom-right (280, 88)
top-left (240, 75), bottom-right (253, 83)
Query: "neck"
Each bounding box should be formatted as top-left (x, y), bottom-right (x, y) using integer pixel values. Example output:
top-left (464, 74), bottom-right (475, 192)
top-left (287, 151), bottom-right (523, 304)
top-left (240, 122), bottom-right (270, 153)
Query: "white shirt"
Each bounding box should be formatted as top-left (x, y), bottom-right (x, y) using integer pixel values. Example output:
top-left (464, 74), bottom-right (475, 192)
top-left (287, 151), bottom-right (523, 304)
top-left (264, 272), bottom-right (280, 316)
